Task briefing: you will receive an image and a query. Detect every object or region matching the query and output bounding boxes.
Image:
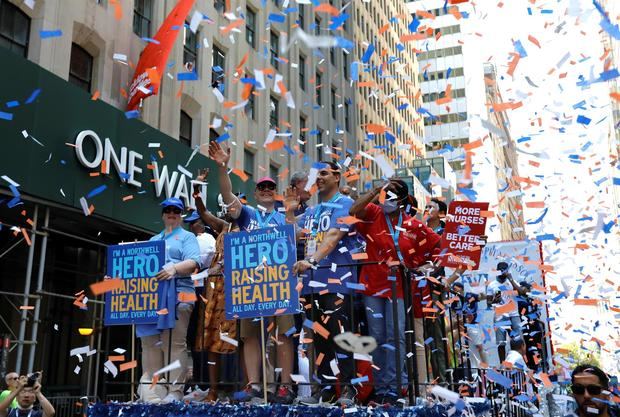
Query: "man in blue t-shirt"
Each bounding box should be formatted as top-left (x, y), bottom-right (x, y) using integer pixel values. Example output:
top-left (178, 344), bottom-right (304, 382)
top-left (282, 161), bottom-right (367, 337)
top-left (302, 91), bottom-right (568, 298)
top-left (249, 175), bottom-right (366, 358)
top-left (288, 161), bottom-right (358, 406)
top-left (209, 141), bottom-right (296, 404)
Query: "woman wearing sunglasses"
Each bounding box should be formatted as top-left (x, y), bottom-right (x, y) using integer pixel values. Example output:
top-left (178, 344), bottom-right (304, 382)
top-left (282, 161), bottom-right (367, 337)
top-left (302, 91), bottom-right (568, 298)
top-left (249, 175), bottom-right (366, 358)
top-left (570, 365), bottom-right (616, 417)
top-left (137, 197), bottom-right (201, 404)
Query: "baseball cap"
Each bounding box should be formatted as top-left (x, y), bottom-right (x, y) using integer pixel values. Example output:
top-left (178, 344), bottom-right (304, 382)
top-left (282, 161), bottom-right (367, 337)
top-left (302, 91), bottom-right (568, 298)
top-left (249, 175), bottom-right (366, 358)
top-left (183, 211), bottom-right (200, 223)
top-left (256, 176), bottom-right (277, 186)
top-left (160, 197), bottom-right (184, 211)
top-left (497, 261), bottom-right (509, 272)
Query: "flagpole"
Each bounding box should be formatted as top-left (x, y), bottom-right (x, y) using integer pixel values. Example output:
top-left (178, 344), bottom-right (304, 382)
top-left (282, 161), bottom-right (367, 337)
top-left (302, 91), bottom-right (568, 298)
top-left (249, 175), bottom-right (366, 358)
top-left (260, 317), bottom-right (268, 404)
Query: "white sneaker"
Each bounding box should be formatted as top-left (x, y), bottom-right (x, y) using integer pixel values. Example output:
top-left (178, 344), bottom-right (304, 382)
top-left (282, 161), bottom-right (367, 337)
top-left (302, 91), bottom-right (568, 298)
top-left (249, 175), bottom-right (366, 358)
top-left (137, 374), bottom-right (167, 404)
top-left (183, 387), bottom-right (209, 402)
top-left (161, 392), bottom-right (183, 404)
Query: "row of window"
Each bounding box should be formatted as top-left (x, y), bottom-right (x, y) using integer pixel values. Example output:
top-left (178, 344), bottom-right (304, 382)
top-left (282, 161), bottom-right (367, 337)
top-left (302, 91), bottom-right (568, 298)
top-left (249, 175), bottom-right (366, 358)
top-left (422, 67), bottom-right (464, 81)
top-left (433, 24), bottom-right (461, 36)
top-left (417, 45), bottom-right (463, 61)
top-left (424, 112), bottom-right (468, 126)
top-left (422, 88), bottom-right (466, 102)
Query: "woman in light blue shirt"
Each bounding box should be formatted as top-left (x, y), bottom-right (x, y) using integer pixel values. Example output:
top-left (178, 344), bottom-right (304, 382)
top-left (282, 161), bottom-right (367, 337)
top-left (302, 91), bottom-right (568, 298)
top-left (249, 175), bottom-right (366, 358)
top-left (138, 198), bottom-right (200, 404)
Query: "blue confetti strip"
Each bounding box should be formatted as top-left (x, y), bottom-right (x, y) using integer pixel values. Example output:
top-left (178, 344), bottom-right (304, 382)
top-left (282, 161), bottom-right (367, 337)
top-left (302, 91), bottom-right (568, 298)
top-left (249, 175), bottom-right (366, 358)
top-left (0, 111), bottom-right (13, 121)
top-left (486, 369), bottom-right (513, 389)
top-left (87, 185), bottom-right (108, 199)
top-left (177, 71), bottom-right (199, 81)
top-left (40, 29), bottom-right (63, 38)
top-left (6, 101), bottom-right (19, 108)
top-left (329, 13), bottom-right (349, 30)
top-left (361, 43), bottom-right (375, 64)
top-left (25, 89), bottom-right (41, 104)
top-left (268, 13), bottom-right (285, 23)
top-left (535, 233), bottom-right (556, 241)
top-left (577, 115), bottom-right (591, 125)
top-left (125, 110), bottom-right (140, 119)
top-left (216, 133), bottom-right (230, 143)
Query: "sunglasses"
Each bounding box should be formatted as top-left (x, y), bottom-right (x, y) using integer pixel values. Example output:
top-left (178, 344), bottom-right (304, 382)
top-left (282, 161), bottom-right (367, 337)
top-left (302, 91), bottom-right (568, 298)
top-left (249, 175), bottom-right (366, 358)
top-left (571, 384), bottom-right (604, 395)
top-left (8, 377), bottom-right (18, 380)
top-left (163, 207), bottom-right (182, 214)
top-left (256, 183), bottom-right (276, 191)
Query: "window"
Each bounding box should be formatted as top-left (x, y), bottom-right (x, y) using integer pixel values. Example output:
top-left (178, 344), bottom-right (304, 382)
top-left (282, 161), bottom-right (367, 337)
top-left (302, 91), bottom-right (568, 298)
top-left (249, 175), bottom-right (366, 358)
top-left (317, 129), bottom-right (325, 158)
top-left (342, 51), bottom-right (348, 79)
top-left (212, 45), bottom-right (225, 91)
top-left (246, 88), bottom-right (256, 120)
top-left (214, 0), bottom-right (226, 12)
top-left (133, 0), bottom-right (152, 38)
top-left (299, 116), bottom-right (307, 153)
top-left (246, 8), bottom-right (256, 48)
top-left (69, 43), bottom-right (93, 92)
top-left (209, 128), bottom-right (219, 142)
top-left (316, 71), bottom-right (322, 105)
top-left (299, 54), bottom-right (306, 90)
top-left (344, 101), bottom-right (350, 132)
top-left (269, 95), bottom-right (279, 128)
top-left (330, 47), bottom-right (336, 66)
top-left (0, 0), bottom-right (30, 57)
top-left (244, 149), bottom-right (255, 180)
top-left (183, 23), bottom-right (198, 72)
top-left (270, 31), bottom-right (279, 69)
top-left (314, 17), bottom-right (321, 35)
top-left (330, 87), bottom-right (337, 119)
top-left (298, 5), bottom-right (305, 29)
top-left (179, 111), bottom-right (192, 147)
top-left (269, 163), bottom-right (279, 184)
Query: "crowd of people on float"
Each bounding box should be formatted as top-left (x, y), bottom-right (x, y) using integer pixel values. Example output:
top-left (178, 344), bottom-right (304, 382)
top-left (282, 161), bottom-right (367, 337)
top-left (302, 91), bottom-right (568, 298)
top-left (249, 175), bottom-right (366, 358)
top-left (111, 144), bottom-right (569, 407)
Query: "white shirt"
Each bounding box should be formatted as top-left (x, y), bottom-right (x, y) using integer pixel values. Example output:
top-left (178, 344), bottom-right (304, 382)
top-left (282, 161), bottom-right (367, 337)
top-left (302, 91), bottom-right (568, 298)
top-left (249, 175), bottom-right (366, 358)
top-left (486, 279), bottom-right (519, 318)
top-left (504, 349), bottom-right (528, 370)
top-left (196, 233), bottom-right (216, 271)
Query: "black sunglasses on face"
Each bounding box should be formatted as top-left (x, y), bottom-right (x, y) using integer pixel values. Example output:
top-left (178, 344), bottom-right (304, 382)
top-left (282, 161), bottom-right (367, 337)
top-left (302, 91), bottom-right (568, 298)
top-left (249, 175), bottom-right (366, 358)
top-left (256, 183), bottom-right (276, 191)
top-left (571, 384), bottom-right (604, 395)
top-left (163, 207), bottom-right (182, 214)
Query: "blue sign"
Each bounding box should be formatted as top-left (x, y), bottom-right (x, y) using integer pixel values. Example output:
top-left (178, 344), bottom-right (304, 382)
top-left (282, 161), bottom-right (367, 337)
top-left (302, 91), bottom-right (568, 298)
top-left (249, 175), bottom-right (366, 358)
top-left (105, 241), bottom-right (164, 326)
top-left (224, 225), bottom-right (298, 319)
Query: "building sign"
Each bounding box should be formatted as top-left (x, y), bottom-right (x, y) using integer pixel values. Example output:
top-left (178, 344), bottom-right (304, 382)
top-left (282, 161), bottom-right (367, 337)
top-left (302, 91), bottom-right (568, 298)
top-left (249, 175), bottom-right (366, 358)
top-left (438, 201), bottom-right (489, 269)
top-left (0, 48), bottom-right (255, 232)
top-left (223, 225), bottom-right (298, 319)
top-left (104, 241), bottom-right (164, 325)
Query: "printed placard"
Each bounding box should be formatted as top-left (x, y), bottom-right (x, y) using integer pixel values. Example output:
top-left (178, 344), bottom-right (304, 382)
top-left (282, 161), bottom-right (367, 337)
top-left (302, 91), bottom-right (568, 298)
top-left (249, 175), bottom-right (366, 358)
top-left (438, 201), bottom-right (489, 269)
top-left (224, 225), bottom-right (298, 319)
top-left (104, 241), bottom-right (164, 325)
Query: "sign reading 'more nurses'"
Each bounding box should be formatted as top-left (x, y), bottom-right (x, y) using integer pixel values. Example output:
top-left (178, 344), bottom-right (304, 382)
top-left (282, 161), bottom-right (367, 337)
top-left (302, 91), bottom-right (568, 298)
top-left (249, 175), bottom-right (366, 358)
top-left (105, 241), bottom-right (164, 325)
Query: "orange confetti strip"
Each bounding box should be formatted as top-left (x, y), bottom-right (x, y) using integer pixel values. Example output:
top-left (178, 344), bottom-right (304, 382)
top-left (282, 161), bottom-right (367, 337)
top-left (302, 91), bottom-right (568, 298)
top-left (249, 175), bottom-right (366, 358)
top-left (265, 140), bottom-right (285, 151)
top-left (416, 10), bottom-right (435, 19)
top-left (21, 228), bottom-right (31, 246)
top-left (20, 305), bottom-right (34, 310)
top-left (610, 92), bottom-right (620, 101)
top-left (337, 216), bottom-right (363, 225)
top-left (463, 139), bottom-right (482, 151)
top-left (448, 6), bottom-right (462, 19)
top-left (365, 123), bottom-right (387, 134)
top-left (314, 3), bottom-right (339, 15)
top-left (110, 0), bottom-right (123, 20)
top-left (480, 210), bottom-right (495, 218)
top-left (157, 308), bottom-right (169, 315)
top-left (90, 278), bottom-right (123, 295)
top-left (352, 252), bottom-right (368, 260)
top-left (494, 299), bottom-right (516, 316)
top-left (491, 101), bottom-right (523, 112)
top-left (573, 298), bottom-right (599, 306)
top-left (108, 355), bottom-right (125, 362)
top-left (221, 19), bottom-right (245, 34)
top-left (525, 201), bottom-right (545, 208)
top-left (507, 53), bottom-right (520, 77)
top-left (178, 292), bottom-right (197, 303)
top-left (119, 360), bottom-right (137, 372)
top-left (91, 90), bottom-right (100, 101)
top-left (232, 168), bottom-right (249, 182)
top-left (528, 34), bottom-right (541, 48)
top-left (312, 321), bottom-right (330, 339)
top-left (122, 195), bottom-right (134, 202)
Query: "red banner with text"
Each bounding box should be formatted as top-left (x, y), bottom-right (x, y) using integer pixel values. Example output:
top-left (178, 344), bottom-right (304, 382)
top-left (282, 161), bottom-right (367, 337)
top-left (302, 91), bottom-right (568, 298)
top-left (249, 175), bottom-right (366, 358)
top-left (126, 0), bottom-right (197, 111)
top-left (438, 201), bottom-right (489, 269)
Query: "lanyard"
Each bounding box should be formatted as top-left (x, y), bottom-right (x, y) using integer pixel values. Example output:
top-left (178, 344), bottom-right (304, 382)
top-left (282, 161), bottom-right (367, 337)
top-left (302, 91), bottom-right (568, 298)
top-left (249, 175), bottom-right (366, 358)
top-left (255, 209), bottom-right (276, 228)
top-left (310, 192), bottom-right (341, 236)
top-left (384, 211), bottom-right (405, 265)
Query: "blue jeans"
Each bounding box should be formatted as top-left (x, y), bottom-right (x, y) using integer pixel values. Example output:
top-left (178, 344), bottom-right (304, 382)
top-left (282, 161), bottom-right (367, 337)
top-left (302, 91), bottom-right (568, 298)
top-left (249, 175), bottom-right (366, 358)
top-left (495, 315), bottom-right (523, 345)
top-left (363, 295), bottom-right (407, 395)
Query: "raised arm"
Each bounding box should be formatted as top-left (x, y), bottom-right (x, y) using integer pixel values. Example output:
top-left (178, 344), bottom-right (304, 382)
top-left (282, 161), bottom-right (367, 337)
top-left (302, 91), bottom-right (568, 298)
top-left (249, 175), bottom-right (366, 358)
top-left (208, 141), bottom-right (242, 219)
top-left (193, 169), bottom-right (229, 234)
top-left (349, 185), bottom-right (382, 219)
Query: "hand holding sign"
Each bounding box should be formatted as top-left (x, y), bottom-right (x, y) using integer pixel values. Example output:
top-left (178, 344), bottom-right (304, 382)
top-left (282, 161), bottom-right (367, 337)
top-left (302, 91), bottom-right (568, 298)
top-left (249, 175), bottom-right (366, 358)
top-left (155, 263), bottom-right (177, 281)
top-left (293, 260), bottom-right (312, 275)
top-left (438, 201), bottom-right (489, 269)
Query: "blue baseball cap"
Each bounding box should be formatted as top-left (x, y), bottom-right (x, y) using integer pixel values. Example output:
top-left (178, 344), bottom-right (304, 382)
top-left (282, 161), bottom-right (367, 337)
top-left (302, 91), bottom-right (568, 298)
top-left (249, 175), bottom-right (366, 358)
top-left (183, 211), bottom-right (200, 223)
top-left (160, 197), bottom-right (184, 211)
